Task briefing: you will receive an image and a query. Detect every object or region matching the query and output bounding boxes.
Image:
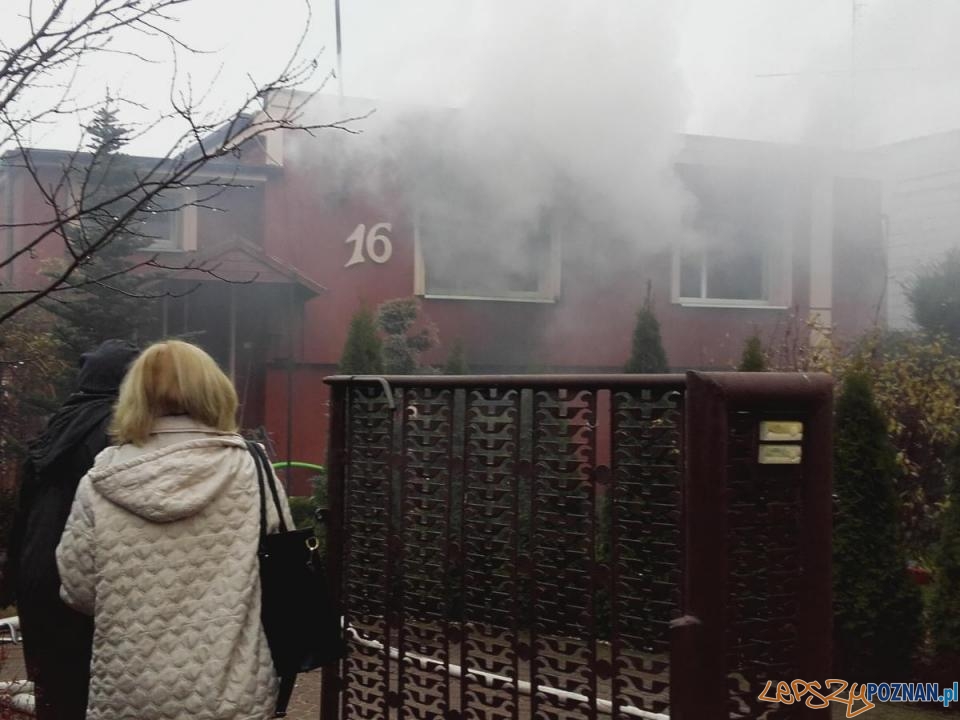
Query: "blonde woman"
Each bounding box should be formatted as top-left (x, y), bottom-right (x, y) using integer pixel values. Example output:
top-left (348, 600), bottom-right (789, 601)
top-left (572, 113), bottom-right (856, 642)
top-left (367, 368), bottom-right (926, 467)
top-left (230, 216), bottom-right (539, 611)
top-left (56, 340), bottom-right (292, 720)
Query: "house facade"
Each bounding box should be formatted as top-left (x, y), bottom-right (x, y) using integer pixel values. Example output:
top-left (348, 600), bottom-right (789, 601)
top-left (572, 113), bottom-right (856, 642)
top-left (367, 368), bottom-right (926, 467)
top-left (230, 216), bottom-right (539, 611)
top-left (0, 97), bottom-right (888, 491)
top-left (878, 130), bottom-right (960, 328)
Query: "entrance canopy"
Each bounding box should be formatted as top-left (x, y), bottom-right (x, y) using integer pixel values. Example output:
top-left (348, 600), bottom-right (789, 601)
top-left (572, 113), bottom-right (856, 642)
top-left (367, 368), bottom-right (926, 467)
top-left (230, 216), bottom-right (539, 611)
top-left (151, 239), bottom-right (325, 300)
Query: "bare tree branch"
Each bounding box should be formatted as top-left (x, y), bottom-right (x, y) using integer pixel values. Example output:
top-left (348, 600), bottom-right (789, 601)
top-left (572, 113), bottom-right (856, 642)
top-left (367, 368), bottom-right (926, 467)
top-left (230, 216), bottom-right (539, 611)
top-left (1, 0), bottom-right (365, 326)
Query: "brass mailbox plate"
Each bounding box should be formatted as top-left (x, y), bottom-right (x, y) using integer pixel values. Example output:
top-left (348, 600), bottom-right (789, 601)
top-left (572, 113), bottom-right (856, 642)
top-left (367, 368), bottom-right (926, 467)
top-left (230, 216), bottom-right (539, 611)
top-left (759, 444), bottom-right (802, 465)
top-left (759, 421), bottom-right (804, 442)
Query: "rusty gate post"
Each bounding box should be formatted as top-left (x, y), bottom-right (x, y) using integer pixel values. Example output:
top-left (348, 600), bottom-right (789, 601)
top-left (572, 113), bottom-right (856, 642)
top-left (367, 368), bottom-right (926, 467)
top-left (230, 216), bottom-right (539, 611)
top-left (710, 372), bottom-right (834, 719)
top-left (320, 382), bottom-right (348, 720)
top-left (671, 372), bottom-right (729, 720)
top-left (675, 372), bottom-right (833, 720)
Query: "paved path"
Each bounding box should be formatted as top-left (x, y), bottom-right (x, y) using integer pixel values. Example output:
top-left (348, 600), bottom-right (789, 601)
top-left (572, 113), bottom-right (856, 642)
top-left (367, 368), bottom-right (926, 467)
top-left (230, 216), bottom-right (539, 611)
top-left (0, 644), bottom-right (25, 684)
top-left (0, 644), bottom-right (947, 720)
top-left (0, 644), bottom-right (324, 719)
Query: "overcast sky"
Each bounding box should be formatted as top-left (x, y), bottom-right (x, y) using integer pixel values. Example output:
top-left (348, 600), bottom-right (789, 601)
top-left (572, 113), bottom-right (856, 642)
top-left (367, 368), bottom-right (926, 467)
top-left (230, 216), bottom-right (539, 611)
top-left (5, 0), bottom-right (960, 152)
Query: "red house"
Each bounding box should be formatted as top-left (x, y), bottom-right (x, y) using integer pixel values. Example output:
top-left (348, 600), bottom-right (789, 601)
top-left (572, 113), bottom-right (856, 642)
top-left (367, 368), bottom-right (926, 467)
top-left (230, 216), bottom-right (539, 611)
top-left (0, 94), bottom-right (887, 492)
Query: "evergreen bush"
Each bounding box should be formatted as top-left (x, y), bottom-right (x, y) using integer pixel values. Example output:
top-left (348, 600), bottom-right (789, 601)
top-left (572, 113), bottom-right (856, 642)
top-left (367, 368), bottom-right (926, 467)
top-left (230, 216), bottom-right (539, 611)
top-left (738, 333), bottom-right (767, 371)
top-left (625, 290), bottom-right (668, 373)
top-left (377, 297), bottom-right (436, 374)
top-left (338, 306), bottom-right (384, 374)
top-left (287, 496), bottom-right (315, 531)
top-left (930, 443), bottom-right (960, 662)
top-left (907, 249), bottom-right (960, 345)
top-left (833, 371), bottom-right (922, 680)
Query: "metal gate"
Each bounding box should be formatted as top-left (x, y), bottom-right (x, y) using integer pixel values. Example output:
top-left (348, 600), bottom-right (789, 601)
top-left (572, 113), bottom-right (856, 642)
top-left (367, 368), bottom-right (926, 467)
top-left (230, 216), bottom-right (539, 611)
top-left (321, 373), bottom-right (832, 720)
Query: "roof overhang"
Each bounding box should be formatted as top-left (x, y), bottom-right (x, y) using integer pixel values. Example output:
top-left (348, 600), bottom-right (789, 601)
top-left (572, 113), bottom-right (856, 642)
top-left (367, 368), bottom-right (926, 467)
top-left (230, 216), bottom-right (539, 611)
top-left (147, 239), bottom-right (325, 300)
top-left (0, 148), bottom-right (281, 184)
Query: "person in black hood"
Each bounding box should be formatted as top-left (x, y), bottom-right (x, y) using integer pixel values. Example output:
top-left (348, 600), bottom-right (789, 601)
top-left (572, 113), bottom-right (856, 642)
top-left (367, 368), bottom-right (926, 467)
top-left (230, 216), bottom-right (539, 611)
top-left (5, 339), bottom-right (139, 720)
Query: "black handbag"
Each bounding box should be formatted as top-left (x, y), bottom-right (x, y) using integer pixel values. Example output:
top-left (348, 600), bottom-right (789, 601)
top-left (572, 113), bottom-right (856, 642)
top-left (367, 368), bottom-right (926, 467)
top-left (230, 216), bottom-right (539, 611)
top-left (248, 441), bottom-right (347, 717)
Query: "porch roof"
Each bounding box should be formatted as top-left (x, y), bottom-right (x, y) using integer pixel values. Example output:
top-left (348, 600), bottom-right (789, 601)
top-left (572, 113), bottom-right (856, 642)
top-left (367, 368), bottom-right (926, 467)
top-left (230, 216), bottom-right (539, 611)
top-left (154, 239), bottom-right (326, 299)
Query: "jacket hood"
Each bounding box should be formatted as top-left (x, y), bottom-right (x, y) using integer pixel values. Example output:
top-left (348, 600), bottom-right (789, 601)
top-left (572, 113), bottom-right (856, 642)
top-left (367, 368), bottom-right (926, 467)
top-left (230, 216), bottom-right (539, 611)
top-left (76, 339), bottom-right (140, 395)
top-left (88, 436), bottom-right (250, 523)
top-left (28, 339), bottom-right (139, 472)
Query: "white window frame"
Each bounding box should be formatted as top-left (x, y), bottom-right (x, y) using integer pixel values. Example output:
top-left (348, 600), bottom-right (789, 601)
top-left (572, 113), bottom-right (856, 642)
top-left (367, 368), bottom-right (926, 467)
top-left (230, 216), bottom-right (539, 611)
top-left (413, 210), bottom-right (561, 303)
top-left (60, 171), bottom-right (199, 254)
top-left (671, 190), bottom-right (792, 310)
top-left (140, 188), bottom-right (198, 253)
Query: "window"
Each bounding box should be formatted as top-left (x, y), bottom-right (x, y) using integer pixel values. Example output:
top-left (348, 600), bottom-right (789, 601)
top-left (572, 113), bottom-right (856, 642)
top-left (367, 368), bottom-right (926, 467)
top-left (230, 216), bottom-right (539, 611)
top-left (673, 164), bottom-right (791, 307)
top-left (61, 170), bottom-right (198, 254)
top-left (414, 207), bottom-right (561, 302)
top-left (136, 189), bottom-right (197, 253)
top-left (677, 222), bottom-right (770, 302)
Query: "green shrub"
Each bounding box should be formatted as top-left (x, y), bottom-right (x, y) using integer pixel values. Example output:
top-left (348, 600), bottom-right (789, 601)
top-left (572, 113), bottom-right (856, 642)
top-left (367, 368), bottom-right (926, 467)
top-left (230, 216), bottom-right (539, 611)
top-left (625, 289), bottom-right (668, 373)
top-left (377, 297), bottom-right (436, 374)
top-left (288, 496), bottom-right (316, 531)
top-left (286, 470), bottom-right (329, 549)
top-left (339, 306), bottom-right (384, 374)
top-left (738, 333), bottom-right (766, 371)
top-left (907, 248), bottom-right (960, 345)
top-left (833, 370), bottom-right (922, 680)
top-left (930, 444), bottom-right (960, 659)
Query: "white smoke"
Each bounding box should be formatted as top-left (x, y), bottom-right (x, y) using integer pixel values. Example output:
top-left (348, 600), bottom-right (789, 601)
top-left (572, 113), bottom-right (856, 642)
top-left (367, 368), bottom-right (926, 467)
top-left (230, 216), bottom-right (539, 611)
top-left (680, 0), bottom-right (960, 149)
top-left (293, 0), bottom-right (693, 269)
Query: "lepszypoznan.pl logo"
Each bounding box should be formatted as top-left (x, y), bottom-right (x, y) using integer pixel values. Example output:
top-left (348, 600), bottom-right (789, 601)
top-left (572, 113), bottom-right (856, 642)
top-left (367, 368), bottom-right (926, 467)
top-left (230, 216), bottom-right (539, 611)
top-left (758, 679), bottom-right (959, 717)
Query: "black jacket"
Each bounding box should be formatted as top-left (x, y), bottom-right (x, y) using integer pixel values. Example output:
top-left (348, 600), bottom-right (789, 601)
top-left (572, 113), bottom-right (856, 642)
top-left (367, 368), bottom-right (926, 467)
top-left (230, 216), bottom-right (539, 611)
top-left (6, 339), bottom-right (139, 605)
top-left (3, 339), bottom-right (137, 720)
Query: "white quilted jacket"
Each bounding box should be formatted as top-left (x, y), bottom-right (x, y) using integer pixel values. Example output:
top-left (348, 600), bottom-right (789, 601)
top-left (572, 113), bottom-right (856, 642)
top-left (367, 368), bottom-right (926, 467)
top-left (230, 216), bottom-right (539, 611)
top-left (56, 416), bottom-right (293, 720)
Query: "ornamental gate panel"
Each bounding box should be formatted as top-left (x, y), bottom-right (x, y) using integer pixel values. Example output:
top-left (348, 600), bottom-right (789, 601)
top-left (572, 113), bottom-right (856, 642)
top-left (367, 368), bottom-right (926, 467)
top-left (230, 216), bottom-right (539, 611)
top-left (321, 373), bottom-right (832, 720)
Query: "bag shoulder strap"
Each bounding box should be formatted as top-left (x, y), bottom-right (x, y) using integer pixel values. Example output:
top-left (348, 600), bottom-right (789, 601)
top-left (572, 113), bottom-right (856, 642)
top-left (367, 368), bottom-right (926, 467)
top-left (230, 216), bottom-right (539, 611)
top-left (246, 440), bottom-right (269, 541)
top-left (246, 441), bottom-right (289, 538)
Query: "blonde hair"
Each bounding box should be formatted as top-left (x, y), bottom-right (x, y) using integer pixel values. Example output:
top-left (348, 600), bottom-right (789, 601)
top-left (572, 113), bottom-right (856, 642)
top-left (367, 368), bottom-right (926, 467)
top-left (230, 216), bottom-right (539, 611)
top-left (110, 340), bottom-right (239, 445)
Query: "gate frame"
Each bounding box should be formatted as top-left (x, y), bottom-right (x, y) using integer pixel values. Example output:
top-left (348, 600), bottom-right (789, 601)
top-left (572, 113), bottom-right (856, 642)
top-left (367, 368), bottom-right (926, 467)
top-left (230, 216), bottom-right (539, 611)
top-left (321, 371), bottom-right (833, 720)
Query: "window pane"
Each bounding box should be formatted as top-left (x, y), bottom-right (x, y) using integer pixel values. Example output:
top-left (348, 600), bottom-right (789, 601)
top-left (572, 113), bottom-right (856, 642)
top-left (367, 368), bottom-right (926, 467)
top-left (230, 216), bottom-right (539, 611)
top-left (136, 191), bottom-right (183, 251)
top-left (680, 250), bottom-right (703, 297)
top-left (706, 241), bottom-right (765, 300)
top-left (506, 220), bottom-right (549, 292)
top-left (677, 163), bottom-right (784, 302)
top-left (139, 211), bottom-right (174, 247)
top-left (421, 210), bottom-right (550, 297)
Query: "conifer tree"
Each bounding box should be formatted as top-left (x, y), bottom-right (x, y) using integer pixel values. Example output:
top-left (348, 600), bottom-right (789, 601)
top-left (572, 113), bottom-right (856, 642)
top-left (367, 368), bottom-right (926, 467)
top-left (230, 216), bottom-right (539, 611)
top-left (833, 370), bottom-right (921, 680)
top-left (907, 249), bottom-right (960, 345)
top-left (625, 283), bottom-right (668, 373)
top-left (338, 306), bottom-right (384, 374)
top-left (738, 333), bottom-right (767, 371)
top-left (44, 101), bottom-right (162, 364)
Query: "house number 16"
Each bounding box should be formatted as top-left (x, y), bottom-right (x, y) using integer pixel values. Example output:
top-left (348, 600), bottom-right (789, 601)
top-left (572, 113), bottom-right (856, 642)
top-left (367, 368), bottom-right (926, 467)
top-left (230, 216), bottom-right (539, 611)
top-left (344, 222), bottom-right (393, 267)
